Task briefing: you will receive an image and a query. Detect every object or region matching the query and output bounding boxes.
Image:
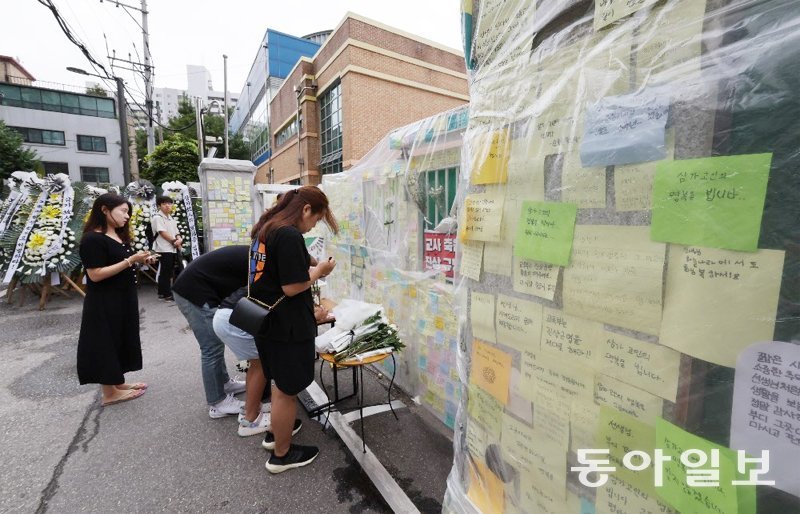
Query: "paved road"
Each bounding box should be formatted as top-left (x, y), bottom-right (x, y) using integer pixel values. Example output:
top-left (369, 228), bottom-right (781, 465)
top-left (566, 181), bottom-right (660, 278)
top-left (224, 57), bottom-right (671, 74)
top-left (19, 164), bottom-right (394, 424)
top-left (0, 283), bottom-right (453, 513)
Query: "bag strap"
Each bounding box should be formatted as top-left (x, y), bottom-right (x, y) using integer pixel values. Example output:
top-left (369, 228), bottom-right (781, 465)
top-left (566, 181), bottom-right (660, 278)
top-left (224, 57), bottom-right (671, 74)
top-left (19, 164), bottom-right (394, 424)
top-left (248, 240), bottom-right (285, 310)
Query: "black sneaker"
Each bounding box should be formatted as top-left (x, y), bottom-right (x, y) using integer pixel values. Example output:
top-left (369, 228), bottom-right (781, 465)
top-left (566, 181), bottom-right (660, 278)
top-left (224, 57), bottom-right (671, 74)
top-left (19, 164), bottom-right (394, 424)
top-left (262, 419), bottom-right (303, 450)
top-left (265, 444), bottom-right (319, 474)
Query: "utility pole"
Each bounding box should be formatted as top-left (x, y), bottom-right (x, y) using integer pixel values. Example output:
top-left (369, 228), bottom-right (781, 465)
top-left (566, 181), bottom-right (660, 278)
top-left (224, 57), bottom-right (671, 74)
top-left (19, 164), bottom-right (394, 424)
top-left (223, 54), bottom-right (229, 158)
top-left (116, 77), bottom-right (132, 184)
top-left (155, 100), bottom-right (163, 143)
top-left (195, 97), bottom-right (205, 160)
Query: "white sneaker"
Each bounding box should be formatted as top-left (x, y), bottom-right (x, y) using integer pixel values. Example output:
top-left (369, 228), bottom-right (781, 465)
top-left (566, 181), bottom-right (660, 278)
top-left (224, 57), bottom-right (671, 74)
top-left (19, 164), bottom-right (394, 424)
top-left (209, 394), bottom-right (244, 419)
top-left (237, 402), bottom-right (272, 422)
top-left (238, 413), bottom-right (271, 437)
top-left (223, 377), bottom-right (246, 395)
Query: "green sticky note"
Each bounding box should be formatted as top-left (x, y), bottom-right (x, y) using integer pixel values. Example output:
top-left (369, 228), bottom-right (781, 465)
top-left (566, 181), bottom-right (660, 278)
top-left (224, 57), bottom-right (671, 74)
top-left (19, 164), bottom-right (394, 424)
top-left (655, 418), bottom-right (755, 514)
top-left (468, 384), bottom-right (503, 438)
top-left (595, 406), bottom-right (656, 495)
top-left (514, 201), bottom-right (577, 266)
top-left (651, 153), bottom-right (772, 251)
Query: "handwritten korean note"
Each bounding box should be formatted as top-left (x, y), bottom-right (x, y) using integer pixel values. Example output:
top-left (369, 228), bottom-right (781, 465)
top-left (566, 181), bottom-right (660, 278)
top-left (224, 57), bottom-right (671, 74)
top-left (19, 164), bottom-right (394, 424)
top-left (460, 240), bottom-right (484, 281)
top-left (597, 476), bottom-right (677, 514)
top-left (561, 151), bottom-right (607, 209)
top-left (513, 474), bottom-right (565, 514)
top-left (600, 331), bottom-right (681, 402)
top-left (580, 92), bottom-right (669, 167)
top-left (506, 134), bottom-right (546, 202)
top-left (595, 374), bottom-right (663, 424)
top-left (570, 399), bottom-right (601, 452)
top-left (468, 384), bottom-right (504, 439)
top-left (563, 226), bottom-right (666, 335)
top-left (594, 0), bottom-right (659, 30)
top-left (513, 256), bottom-right (559, 301)
top-left (514, 200), bottom-right (578, 266)
top-left (655, 418), bottom-right (750, 514)
top-left (730, 341), bottom-right (800, 497)
top-left (660, 245), bottom-right (784, 367)
top-left (541, 307), bottom-right (603, 368)
top-left (459, 191), bottom-right (505, 242)
top-left (533, 392), bottom-right (571, 448)
top-left (651, 153), bottom-right (772, 252)
top-left (471, 340), bottom-right (512, 404)
top-left (596, 407), bottom-right (656, 494)
top-left (615, 130), bottom-right (675, 211)
top-left (501, 413), bottom-right (567, 496)
top-left (471, 129), bottom-right (510, 185)
top-left (495, 294), bottom-right (543, 352)
top-left (471, 291), bottom-right (497, 343)
top-left (520, 349), bottom-right (594, 401)
top-left (484, 242), bottom-right (513, 276)
top-left (465, 418), bottom-right (490, 460)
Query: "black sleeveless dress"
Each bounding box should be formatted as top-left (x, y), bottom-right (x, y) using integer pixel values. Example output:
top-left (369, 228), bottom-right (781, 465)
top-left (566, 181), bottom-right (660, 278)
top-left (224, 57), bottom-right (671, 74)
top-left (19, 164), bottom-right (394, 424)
top-left (76, 232), bottom-right (142, 385)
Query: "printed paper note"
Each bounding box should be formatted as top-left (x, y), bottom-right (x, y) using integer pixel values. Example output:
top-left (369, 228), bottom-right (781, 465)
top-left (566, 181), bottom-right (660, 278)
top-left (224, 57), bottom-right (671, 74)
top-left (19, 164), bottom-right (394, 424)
top-left (581, 92), bottom-right (669, 167)
top-left (597, 476), bottom-right (677, 514)
top-left (600, 331), bottom-right (681, 401)
top-left (514, 201), bottom-right (578, 266)
top-left (471, 340), bottom-right (512, 404)
top-left (730, 341), bottom-right (800, 498)
top-left (513, 257), bottom-right (559, 300)
top-left (596, 407), bottom-right (656, 494)
top-left (460, 191), bottom-right (505, 242)
top-left (660, 245), bottom-right (784, 367)
top-left (471, 129), bottom-right (510, 185)
top-left (471, 291), bottom-right (497, 343)
top-left (496, 294), bottom-right (543, 351)
top-left (541, 307), bottom-right (603, 368)
top-left (594, 374), bottom-right (663, 424)
top-left (651, 153), bottom-right (772, 252)
top-left (563, 225), bottom-right (666, 335)
top-left (460, 240), bottom-right (484, 281)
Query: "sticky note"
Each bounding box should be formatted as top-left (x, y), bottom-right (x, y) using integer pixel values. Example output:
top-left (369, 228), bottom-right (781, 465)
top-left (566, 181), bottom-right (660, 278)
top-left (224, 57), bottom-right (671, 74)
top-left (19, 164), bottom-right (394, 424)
top-left (520, 349), bottom-right (594, 401)
top-left (594, 0), bottom-right (659, 30)
top-left (513, 256), bottom-right (560, 300)
top-left (468, 384), bottom-right (504, 438)
top-left (532, 393), bottom-right (571, 448)
top-left (541, 307), bottom-right (603, 368)
top-left (467, 459), bottom-right (505, 514)
top-left (506, 135), bottom-right (546, 201)
top-left (501, 413), bottom-right (567, 496)
top-left (615, 130), bottom-right (675, 211)
top-left (471, 340), bottom-right (512, 404)
top-left (594, 374), bottom-right (663, 424)
top-left (561, 152), bottom-right (607, 209)
top-left (514, 200), bottom-right (578, 266)
top-left (570, 399), bottom-right (601, 453)
top-left (460, 240), bottom-right (484, 281)
top-left (596, 407), bottom-right (656, 494)
top-left (600, 331), bottom-right (681, 402)
top-left (563, 226), bottom-right (666, 335)
top-left (597, 476), bottom-right (677, 514)
top-left (651, 153), bottom-right (772, 252)
top-left (465, 419), bottom-right (490, 459)
top-left (460, 191), bottom-right (505, 242)
top-left (495, 294), bottom-right (543, 351)
top-left (483, 242), bottom-right (513, 276)
top-left (660, 245), bottom-right (784, 367)
top-left (471, 129), bottom-right (510, 185)
top-left (471, 291), bottom-right (497, 343)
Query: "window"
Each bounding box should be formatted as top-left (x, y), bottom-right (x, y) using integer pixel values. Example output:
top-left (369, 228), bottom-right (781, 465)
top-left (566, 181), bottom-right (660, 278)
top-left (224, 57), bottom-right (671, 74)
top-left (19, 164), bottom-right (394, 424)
top-left (319, 81), bottom-right (342, 175)
top-left (0, 84), bottom-right (115, 118)
top-left (424, 167), bottom-right (459, 227)
top-left (43, 162), bottom-right (69, 174)
top-left (80, 166), bottom-right (110, 183)
top-left (288, 179), bottom-right (301, 186)
top-left (77, 135), bottom-right (107, 152)
top-left (10, 126), bottom-right (66, 146)
top-left (275, 118), bottom-right (297, 148)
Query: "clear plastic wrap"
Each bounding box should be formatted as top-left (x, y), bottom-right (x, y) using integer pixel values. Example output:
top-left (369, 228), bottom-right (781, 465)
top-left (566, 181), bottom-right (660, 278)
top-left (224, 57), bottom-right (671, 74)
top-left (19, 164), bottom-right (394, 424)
top-left (443, 0), bottom-right (800, 513)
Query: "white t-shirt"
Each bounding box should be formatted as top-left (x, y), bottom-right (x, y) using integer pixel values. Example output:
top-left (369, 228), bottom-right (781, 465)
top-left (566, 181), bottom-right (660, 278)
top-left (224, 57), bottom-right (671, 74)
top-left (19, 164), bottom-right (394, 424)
top-left (151, 211), bottom-right (179, 253)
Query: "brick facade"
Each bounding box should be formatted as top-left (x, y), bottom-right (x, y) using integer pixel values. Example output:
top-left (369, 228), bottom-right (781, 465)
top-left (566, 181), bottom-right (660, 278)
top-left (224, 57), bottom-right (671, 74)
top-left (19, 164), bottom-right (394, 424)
top-left (258, 14), bottom-right (469, 185)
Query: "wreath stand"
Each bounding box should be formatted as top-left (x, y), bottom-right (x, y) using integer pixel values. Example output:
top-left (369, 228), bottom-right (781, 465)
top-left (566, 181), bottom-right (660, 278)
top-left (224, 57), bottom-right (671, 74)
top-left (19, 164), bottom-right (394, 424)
top-left (5, 272), bottom-right (86, 310)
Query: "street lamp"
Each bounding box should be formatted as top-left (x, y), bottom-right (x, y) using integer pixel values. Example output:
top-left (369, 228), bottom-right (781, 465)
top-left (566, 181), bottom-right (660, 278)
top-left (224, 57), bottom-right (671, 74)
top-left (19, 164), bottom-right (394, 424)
top-left (67, 67), bottom-right (131, 185)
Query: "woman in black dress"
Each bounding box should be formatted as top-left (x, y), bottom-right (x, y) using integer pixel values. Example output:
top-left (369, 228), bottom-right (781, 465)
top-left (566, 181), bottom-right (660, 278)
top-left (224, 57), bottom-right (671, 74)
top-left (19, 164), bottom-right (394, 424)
top-left (77, 193), bottom-right (157, 406)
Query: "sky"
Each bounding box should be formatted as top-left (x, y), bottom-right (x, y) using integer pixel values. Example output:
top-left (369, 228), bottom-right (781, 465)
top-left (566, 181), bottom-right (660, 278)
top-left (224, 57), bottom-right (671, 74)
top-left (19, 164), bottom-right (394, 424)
top-left (2, 0), bottom-right (463, 103)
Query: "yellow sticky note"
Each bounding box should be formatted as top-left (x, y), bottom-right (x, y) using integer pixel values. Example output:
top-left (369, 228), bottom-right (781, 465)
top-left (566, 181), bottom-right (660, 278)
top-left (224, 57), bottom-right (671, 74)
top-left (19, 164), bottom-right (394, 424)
top-left (501, 413), bottom-right (567, 497)
top-left (594, 374), bottom-right (663, 424)
top-left (471, 129), bottom-right (510, 185)
top-left (512, 256), bottom-right (560, 301)
top-left (460, 240), bottom-right (484, 281)
top-left (512, 473), bottom-right (565, 514)
top-left (483, 242), bottom-right (513, 276)
top-left (594, 0), bottom-right (659, 30)
top-left (596, 407), bottom-right (656, 495)
top-left (465, 419), bottom-right (489, 460)
top-left (468, 384), bottom-right (504, 438)
top-left (597, 476), bottom-right (677, 514)
top-left (506, 135), bottom-right (546, 202)
top-left (471, 291), bottom-right (497, 343)
top-left (520, 350), bottom-right (594, 401)
top-left (467, 459), bottom-right (505, 514)
top-left (615, 130), bottom-right (675, 212)
top-left (533, 393), bottom-right (571, 448)
top-left (541, 307), bottom-right (603, 368)
top-left (471, 340), bottom-right (512, 404)
top-left (561, 152), bottom-right (607, 209)
top-left (660, 245), bottom-right (785, 367)
top-left (459, 191), bottom-right (505, 242)
top-left (496, 294), bottom-right (543, 351)
top-left (570, 398), bottom-right (601, 453)
top-left (600, 331), bottom-right (681, 402)
top-left (563, 226), bottom-right (666, 335)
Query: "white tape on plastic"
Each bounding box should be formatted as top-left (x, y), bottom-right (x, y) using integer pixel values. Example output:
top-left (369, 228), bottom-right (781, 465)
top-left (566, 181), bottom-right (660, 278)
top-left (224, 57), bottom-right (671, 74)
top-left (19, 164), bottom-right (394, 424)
top-left (182, 189), bottom-right (200, 259)
top-left (43, 186), bottom-right (74, 261)
top-left (0, 191), bottom-right (23, 235)
top-left (3, 190), bottom-right (47, 284)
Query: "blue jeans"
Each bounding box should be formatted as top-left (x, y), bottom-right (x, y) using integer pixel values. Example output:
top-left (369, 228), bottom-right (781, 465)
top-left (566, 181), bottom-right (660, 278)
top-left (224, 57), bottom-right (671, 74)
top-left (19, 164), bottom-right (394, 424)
top-left (174, 293), bottom-right (229, 405)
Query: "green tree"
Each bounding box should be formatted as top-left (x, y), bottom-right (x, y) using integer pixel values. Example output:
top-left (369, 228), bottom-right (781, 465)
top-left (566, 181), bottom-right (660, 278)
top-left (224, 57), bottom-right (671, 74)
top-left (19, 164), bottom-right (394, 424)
top-left (229, 132), bottom-right (250, 160)
top-left (134, 128), bottom-right (148, 172)
top-left (0, 120), bottom-right (39, 182)
top-left (85, 84), bottom-right (108, 97)
top-left (165, 94), bottom-right (198, 141)
top-left (141, 136), bottom-right (199, 185)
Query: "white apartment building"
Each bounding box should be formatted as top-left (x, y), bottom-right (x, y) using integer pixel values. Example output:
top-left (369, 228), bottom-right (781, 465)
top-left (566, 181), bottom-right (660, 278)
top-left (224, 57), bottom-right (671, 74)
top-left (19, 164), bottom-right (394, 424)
top-left (153, 65), bottom-right (238, 123)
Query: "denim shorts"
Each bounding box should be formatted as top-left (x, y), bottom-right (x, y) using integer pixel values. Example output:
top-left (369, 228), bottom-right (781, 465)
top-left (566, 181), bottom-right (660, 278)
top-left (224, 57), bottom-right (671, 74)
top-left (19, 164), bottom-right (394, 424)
top-left (212, 308), bottom-right (260, 361)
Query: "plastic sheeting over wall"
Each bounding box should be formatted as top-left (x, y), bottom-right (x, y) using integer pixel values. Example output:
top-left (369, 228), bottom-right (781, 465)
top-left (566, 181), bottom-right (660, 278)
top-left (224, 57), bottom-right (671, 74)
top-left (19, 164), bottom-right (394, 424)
top-left (444, 0), bottom-right (800, 513)
top-left (320, 105), bottom-right (468, 429)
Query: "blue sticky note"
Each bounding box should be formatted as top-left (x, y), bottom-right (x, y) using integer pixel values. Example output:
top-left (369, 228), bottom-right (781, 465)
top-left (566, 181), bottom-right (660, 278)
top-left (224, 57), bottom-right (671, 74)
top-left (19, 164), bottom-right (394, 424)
top-left (580, 497), bottom-right (595, 514)
top-left (580, 91), bottom-right (669, 167)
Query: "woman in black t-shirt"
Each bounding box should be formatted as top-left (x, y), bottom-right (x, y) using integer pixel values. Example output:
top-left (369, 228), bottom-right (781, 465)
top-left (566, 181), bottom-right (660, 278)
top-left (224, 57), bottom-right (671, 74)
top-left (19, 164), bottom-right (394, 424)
top-left (249, 186), bottom-right (338, 474)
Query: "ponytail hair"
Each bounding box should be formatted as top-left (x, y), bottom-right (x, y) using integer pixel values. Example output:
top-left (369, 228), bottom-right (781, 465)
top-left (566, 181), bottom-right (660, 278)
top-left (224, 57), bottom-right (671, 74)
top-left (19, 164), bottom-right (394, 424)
top-left (251, 186), bottom-right (339, 242)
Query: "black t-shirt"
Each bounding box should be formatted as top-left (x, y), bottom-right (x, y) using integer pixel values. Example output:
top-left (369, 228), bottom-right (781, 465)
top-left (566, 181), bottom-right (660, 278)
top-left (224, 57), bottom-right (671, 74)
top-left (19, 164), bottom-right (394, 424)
top-left (219, 286), bottom-right (247, 310)
top-left (250, 226), bottom-right (315, 341)
top-left (172, 245), bottom-right (248, 308)
top-left (79, 232), bottom-right (136, 291)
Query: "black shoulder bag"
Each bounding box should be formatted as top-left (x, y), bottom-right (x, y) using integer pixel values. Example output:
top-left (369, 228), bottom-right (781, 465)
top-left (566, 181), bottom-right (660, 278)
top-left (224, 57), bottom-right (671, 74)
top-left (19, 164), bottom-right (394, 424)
top-left (229, 244), bottom-right (285, 336)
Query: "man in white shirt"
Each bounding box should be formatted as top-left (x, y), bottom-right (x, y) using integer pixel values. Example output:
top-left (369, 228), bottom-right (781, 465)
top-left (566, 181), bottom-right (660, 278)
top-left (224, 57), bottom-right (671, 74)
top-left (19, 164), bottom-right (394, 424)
top-left (151, 195), bottom-right (183, 301)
